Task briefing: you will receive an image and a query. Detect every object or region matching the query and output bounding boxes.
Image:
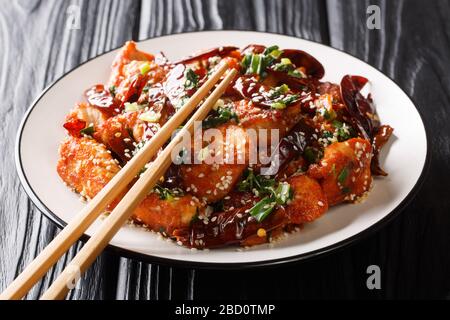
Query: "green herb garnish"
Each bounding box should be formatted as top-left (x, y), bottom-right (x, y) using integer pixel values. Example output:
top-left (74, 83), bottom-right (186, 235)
top-left (303, 147), bottom-right (323, 164)
top-left (248, 197), bottom-right (276, 222)
top-left (80, 124), bottom-right (94, 136)
top-left (263, 45), bottom-right (283, 58)
top-left (248, 181), bottom-right (293, 222)
top-left (238, 169), bottom-right (275, 195)
top-left (241, 45), bottom-right (283, 78)
top-left (268, 84), bottom-right (290, 99)
top-left (153, 185), bottom-right (184, 201)
top-left (322, 131), bottom-right (334, 140)
top-left (203, 106), bottom-right (238, 129)
top-left (124, 102), bottom-right (146, 113)
top-left (272, 58), bottom-right (305, 78)
top-left (238, 169), bottom-right (292, 222)
top-left (184, 68), bottom-right (199, 90)
top-left (109, 85), bottom-right (116, 97)
top-left (267, 84), bottom-right (299, 109)
top-left (332, 120), bottom-right (353, 141)
top-left (140, 63), bottom-right (151, 75)
top-left (338, 167), bottom-right (349, 184)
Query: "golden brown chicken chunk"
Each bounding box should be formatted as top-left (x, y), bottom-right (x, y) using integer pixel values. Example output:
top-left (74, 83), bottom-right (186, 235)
top-left (93, 111), bottom-right (148, 163)
top-left (108, 41), bottom-right (166, 104)
top-left (57, 136), bottom-right (120, 199)
top-left (308, 138), bottom-right (372, 206)
top-left (133, 192), bottom-right (203, 234)
top-left (233, 99), bottom-right (302, 135)
top-left (58, 136), bottom-right (200, 234)
top-left (65, 102), bottom-right (110, 128)
top-left (279, 174), bottom-right (328, 224)
top-left (179, 124), bottom-right (247, 203)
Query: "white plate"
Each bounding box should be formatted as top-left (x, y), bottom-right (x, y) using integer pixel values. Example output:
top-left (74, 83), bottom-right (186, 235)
top-left (16, 31), bottom-right (428, 268)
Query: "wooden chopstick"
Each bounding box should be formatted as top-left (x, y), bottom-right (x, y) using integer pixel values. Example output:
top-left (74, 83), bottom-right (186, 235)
top-left (0, 63), bottom-right (230, 300)
top-left (40, 68), bottom-right (238, 300)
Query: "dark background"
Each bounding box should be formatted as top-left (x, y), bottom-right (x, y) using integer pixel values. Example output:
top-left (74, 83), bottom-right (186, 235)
top-left (0, 0), bottom-right (449, 300)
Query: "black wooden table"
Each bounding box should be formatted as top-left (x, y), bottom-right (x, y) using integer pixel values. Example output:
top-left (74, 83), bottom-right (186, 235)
top-left (1, 0), bottom-right (449, 300)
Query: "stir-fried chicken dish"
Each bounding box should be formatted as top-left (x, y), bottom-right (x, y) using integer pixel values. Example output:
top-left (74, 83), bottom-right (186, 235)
top-left (57, 41), bottom-right (393, 249)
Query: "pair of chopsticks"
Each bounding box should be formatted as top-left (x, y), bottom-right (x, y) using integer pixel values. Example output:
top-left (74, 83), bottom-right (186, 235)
top-left (1, 63), bottom-right (237, 300)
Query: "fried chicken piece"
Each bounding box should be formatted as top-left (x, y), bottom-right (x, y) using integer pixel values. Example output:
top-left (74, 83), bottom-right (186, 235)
top-left (279, 174), bottom-right (328, 224)
top-left (308, 138), bottom-right (372, 206)
top-left (58, 136), bottom-right (200, 233)
top-left (179, 124), bottom-right (247, 203)
top-left (133, 192), bottom-right (203, 234)
top-left (65, 102), bottom-right (110, 128)
top-left (57, 136), bottom-right (120, 199)
top-left (93, 111), bottom-right (148, 163)
top-left (108, 41), bottom-right (166, 103)
top-left (233, 99), bottom-right (302, 136)
top-left (108, 41), bottom-right (154, 87)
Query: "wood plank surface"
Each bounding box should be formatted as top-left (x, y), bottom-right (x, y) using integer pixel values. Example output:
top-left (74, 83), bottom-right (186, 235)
top-left (0, 0), bottom-right (449, 300)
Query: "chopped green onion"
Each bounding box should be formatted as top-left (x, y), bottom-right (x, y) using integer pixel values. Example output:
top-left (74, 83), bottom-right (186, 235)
top-left (80, 124), bottom-right (94, 136)
top-left (332, 120), bottom-right (343, 128)
top-left (109, 85), bottom-right (116, 97)
top-left (249, 54), bottom-right (262, 75)
top-left (203, 106), bottom-right (238, 129)
top-left (271, 102), bottom-right (287, 110)
top-left (140, 63), bottom-right (151, 75)
top-left (269, 49), bottom-right (283, 59)
top-left (184, 68), bottom-right (199, 90)
top-left (124, 102), bottom-right (146, 113)
top-left (247, 179), bottom-right (292, 222)
top-left (249, 197), bottom-right (276, 222)
top-left (241, 53), bottom-right (252, 70)
top-left (241, 45), bottom-right (283, 78)
top-left (153, 185), bottom-right (184, 201)
top-left (263, 45), bottom-right (279, 55)
top-left (288, 69), bottom-right (304, 78)
top-left (267, 84), bottom-right (299, 109)
top-left (332, 120), bottom-right (353, 141)
top-left (304, 147), bottom-right (321, 164)
top-left (281, 94), bottom-right (299, 105)
top-left (274, 182), bottom-right (292, 204)
top-left (278, 84), bottom-right (290, 94)
top-left (238, 169), bottom-right (275, 195)
top-left (322, 131), bottom-right (334, 139)
top-left (272, 57), bottom-right (305, 79)
top-left (338, 167), bottom-right (349, 184)
top-left (268, 84), bottom-right (290, 99)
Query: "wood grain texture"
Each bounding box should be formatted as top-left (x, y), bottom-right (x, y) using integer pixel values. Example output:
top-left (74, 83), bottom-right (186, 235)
top-left (1, 0), bottom-right (449, 300)
top-left (326, 0), bottom-right (450, 299)
top-left (0, 0), bottom-right (140, 300)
